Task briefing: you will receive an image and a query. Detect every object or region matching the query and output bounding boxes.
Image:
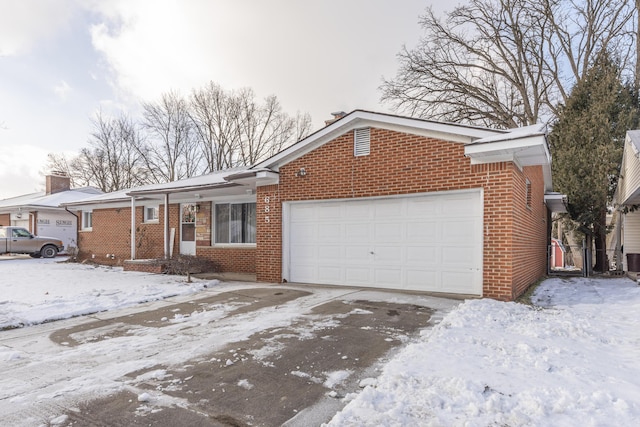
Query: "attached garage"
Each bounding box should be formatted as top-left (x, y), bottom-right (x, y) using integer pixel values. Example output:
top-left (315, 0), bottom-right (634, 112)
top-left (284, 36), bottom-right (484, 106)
top-left (283, 189), bottom-right (483, 295)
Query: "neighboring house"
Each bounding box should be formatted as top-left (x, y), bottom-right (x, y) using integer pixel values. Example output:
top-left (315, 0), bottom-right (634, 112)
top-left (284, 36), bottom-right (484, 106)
top-left (63, 110), bottom-right (567, 301)
top-left (549, 238), bottom-right (566, 269)
top-left (0, 174), bottom-right (103, 252)
top-left (611, 130), bottom-right (640, 272)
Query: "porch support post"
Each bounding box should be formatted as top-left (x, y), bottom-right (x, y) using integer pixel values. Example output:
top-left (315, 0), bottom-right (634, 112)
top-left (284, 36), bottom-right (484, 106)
top-left (164, 193), bottom-right (170, 259)
top-left (130, 196), bottom-right (136, 260)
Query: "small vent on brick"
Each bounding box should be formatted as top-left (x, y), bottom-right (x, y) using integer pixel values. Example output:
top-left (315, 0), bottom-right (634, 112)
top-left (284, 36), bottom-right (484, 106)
top-left (354, 127), bottom-right (370, 156)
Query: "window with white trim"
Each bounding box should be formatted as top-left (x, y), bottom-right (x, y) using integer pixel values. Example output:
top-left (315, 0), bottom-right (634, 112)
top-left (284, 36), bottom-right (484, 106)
top-left (215, 202), bottom-right (256, 244)
top-left (82, 210), bottom-right (93, 230)
top-left (144, 205), bottom-right (159, 223)
top-left (354, 127), bottom-right (370, 156)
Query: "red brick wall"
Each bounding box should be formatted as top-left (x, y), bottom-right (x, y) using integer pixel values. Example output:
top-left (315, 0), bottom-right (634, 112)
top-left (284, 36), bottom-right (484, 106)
top-left (511, 165), bottom-right (548, 298)
top-left (197, 247), bottom-right (256, 273)
top-left (77, 205), bottom-right (171, 266)
top-left (256, 127), bottom-right (548, 300)
top-left (78, 202), bottom-right (255, 274)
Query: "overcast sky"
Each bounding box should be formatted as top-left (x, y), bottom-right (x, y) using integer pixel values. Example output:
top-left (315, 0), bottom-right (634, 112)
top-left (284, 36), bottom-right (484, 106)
top-left (0, 0), bottom-right (447, 199)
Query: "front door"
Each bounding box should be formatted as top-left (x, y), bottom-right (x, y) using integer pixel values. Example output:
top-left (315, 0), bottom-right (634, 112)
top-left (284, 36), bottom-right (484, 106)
top-left (180, 203), bottom-right (196, 255)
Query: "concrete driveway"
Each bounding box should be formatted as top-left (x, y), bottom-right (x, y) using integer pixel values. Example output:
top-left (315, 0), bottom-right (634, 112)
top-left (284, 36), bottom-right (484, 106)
top-left (0, 283), bottom-right (460, 426)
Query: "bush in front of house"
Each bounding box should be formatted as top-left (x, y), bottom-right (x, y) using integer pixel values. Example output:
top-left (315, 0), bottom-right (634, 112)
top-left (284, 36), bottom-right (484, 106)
top-left (157, 254), bottom-right (220, 282)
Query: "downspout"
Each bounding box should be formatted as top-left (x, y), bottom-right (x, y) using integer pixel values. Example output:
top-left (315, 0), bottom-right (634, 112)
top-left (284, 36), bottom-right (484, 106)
top-left (164, 193), bottom-right (170, 259)
top-left (64, 207), bottom-right (79, 254)
top-left (131, 197), bottom-right (136, 260)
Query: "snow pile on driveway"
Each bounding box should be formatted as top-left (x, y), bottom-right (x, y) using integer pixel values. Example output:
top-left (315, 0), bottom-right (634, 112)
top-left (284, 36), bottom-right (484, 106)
top-left (0, 258), bottom-right (215, 329)
top-left (327, 277), bottom-right (640, 426)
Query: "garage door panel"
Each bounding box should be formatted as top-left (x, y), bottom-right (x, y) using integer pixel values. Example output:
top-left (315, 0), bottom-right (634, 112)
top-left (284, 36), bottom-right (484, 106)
top-left (318, 267), bottom-right (344, 283)
top-left (345, 267), bottom-right (372, 284)
top-left (442, 271), bottom-right (481, 292)
top-left (346, 224), bottom-right (370, 241)
top-left (291, 223), bottom-right (316, 240)
top-left (374, 268), bottom-right (402, 286)
top-left (406, 246), bottom-right (439, 265)
top-left (405, 269), bottom-right (439, 288)
top-left (374, 200), bottom-right (403, 217)
top-left (317, 245), bottom-right (342, 260)
top-left (374, 246), bottom-right (403, 264)
top-left (407, 198), bottom-right (438, 216)
top-left (290, 265), bottom-right (317, 283)
top-left (318, 223), bottom-right (342, 241)
top-left (315, 204), bottom-right (343, 221)
top-left (441, 246), bottom-right (477, 266)
top-left (343, 244), bottom-right (371, 263)
top-left (345, 203), bottom-right (372, 218)
top-left (405, 221), bottom-right (439, 241)
top-left (287, 190), bottom-right (483, 295)
top-left (374, 223), bottom-right (403, 242)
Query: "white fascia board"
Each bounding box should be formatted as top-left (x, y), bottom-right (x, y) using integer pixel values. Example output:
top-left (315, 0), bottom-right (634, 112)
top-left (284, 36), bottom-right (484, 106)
top-left (253, 110), bottom-right (502, 171)
top-left (464, 134), bottom-right (549, 161)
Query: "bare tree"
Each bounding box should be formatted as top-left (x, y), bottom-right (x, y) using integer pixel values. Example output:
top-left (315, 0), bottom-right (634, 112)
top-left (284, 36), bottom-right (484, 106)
top-left (236, 91), bottom-right (311, 165)
top-left (381, 0), bottom-right (636, 128)
top-left (189, 83), bottom-right (312, 169)
top-left (189, 82), bottom-right (242, 172)
top-left (141, 90), bottom-right (202, 182)
top-left (45, 112), bottom-right (149, 192)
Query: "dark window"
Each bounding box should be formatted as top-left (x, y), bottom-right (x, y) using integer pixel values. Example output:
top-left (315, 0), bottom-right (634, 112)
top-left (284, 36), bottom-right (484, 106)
top-left (215, 203), bottom-right (256, 244)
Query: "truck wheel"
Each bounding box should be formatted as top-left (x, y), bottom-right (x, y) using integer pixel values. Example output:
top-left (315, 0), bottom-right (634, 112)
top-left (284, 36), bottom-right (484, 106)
top-left (41, 245), bottom-right (58, 258)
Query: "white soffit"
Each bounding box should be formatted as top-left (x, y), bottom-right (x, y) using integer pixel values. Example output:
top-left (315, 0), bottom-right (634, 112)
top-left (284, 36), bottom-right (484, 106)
top-left (544, 193), bottom-right (568, 213)
top-left (464, 134), bottom-right (550, 167)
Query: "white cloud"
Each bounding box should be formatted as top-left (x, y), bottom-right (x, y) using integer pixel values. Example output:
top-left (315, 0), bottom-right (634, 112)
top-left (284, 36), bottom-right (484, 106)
top-left (0, 0), bottom-right (76, 56)
top-left (54, 80), bottom-right (72, 101)
top-left (0, 143), bottom-right (50, 198)
top-left (84, 0), bottom-right (428, 126)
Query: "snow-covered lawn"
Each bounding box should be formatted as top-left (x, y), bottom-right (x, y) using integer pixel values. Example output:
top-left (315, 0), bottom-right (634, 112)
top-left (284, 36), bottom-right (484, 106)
top-left (327, 276), bottom-right (640, 426)
top-left (0, 257), bottom-right (214, 330)
top-left (1, 257), bottom-right (639, 425)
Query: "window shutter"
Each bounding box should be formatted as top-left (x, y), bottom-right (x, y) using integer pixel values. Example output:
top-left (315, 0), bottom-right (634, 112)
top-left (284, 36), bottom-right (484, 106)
top-left (354, 128), bottom-right (370, 156)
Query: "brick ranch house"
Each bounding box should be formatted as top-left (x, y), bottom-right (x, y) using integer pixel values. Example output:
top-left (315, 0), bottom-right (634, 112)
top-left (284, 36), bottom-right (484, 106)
top-left (63, 110), bottom-right (567, 301)
top-left (0, 173), bottom-right (102, 251)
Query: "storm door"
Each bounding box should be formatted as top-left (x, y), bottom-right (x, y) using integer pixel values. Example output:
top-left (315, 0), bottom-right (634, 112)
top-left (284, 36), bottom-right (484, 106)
top-left (180, 203), bottom-right (197, 255)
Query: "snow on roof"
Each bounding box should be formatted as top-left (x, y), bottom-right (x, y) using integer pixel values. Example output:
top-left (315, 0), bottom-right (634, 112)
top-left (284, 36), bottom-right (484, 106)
top-left (63, 168), bottom-right (251, 206)
top-left (0, 187), bottom-right (103, 210)
top-left (128, 167), bottom-right (248, 195)
top-left (468, 123), bottom-right (547, 145)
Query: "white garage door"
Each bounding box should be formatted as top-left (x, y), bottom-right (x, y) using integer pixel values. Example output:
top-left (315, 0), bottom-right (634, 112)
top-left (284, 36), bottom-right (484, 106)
top-left (285, 189), bottom-right (483, 295)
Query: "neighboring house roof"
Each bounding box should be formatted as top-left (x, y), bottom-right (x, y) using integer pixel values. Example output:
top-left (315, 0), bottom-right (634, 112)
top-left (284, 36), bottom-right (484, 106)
top-left (0, 187), bottom-right (103, 213)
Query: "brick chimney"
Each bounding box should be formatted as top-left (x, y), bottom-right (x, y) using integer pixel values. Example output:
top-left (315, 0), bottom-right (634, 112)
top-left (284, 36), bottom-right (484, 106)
top-left (46, 172), bottom-right (71, 195)
top-left (324, 111), bottom-right (347, 126)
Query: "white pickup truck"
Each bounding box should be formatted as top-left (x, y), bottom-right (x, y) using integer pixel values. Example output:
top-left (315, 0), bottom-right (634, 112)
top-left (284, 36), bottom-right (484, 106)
top-left (0, 226), bottom-right (64, 258)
